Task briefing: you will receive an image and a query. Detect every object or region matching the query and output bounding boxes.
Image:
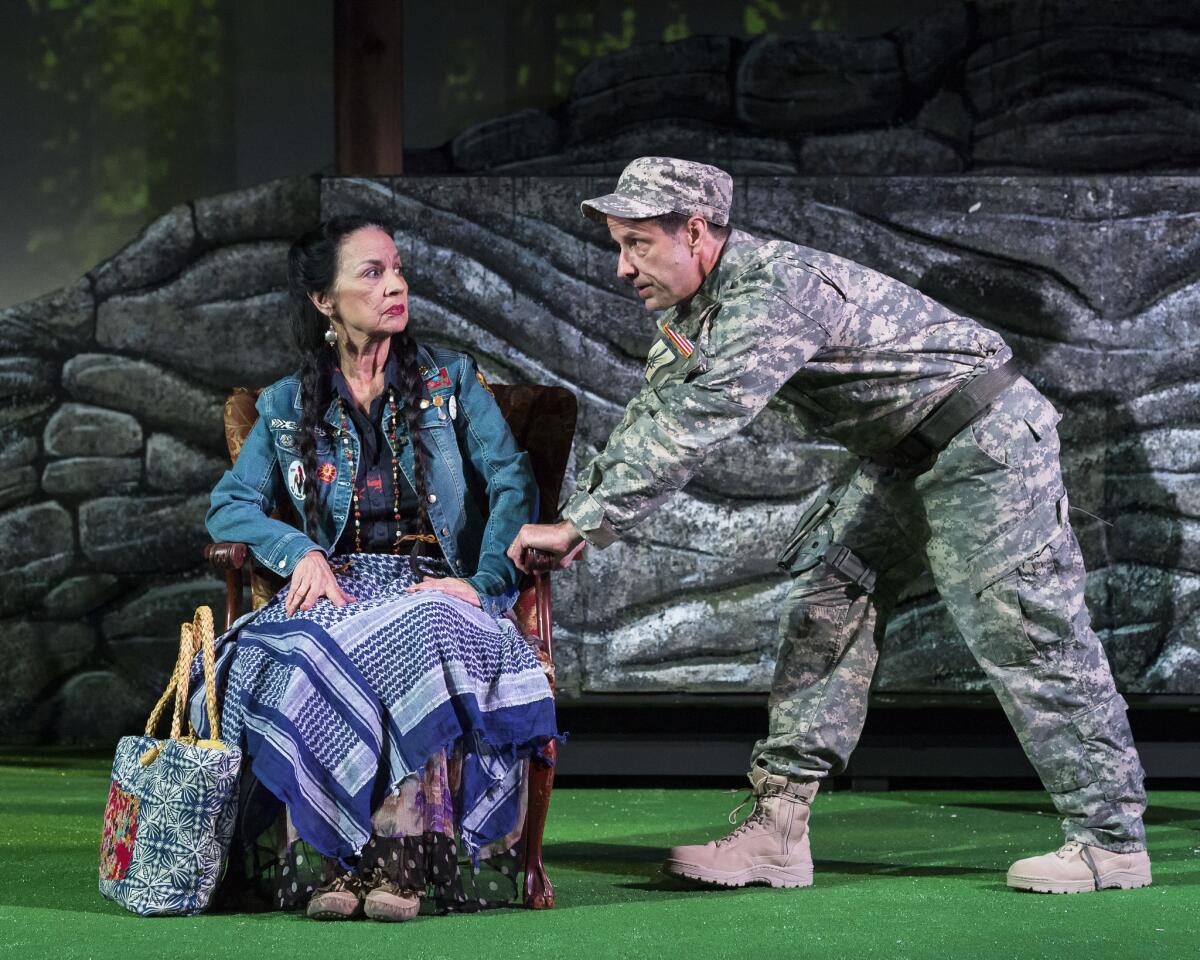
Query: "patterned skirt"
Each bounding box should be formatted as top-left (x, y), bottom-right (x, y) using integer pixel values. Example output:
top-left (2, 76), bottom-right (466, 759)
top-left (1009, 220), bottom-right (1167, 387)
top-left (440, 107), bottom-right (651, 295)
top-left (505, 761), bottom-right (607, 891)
top-left (188, 552), bottom-right (556, 912)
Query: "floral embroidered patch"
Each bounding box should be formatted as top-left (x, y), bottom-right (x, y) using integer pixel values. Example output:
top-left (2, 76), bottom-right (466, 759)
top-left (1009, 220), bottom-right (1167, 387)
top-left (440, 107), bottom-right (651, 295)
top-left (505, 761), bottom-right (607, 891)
top-left (100, 781), bottom-right (139, 881)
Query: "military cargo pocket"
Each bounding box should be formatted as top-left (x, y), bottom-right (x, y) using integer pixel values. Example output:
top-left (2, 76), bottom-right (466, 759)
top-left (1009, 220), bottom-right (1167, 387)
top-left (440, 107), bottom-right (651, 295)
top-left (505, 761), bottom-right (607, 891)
top-left (1022, 396), bottom-right (1063, 442)
top-left (1049, 695), bottom-right (1141, 802)
top-left (968, 411), bottom-right (1013, 468)
top-left (1011, 541), bottom-right (1073, 649)
top-left (774, 600), bottom-right (851, 692)
top-left (967, 495), bottom-right (1068, 596)
top-left (1077, 694), bottom-right (1144, 803)
top-left (966, 495), bottom-right (1071, 667)
top-left (1035, 721), bottom-right (1099, 794)
top-left (970, 577), bottom-right (1038, 667)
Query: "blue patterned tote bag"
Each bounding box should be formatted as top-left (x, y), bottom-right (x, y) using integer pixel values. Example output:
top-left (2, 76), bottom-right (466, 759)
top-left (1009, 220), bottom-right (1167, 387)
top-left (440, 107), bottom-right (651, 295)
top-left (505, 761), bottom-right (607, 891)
top-left (98, 606), bottom-right (242, 916)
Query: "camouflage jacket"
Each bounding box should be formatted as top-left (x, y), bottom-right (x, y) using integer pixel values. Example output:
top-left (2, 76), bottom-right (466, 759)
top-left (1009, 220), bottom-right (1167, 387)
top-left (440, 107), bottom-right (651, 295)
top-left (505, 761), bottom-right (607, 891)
top-left (562, 229), bottom-right (1012, 547)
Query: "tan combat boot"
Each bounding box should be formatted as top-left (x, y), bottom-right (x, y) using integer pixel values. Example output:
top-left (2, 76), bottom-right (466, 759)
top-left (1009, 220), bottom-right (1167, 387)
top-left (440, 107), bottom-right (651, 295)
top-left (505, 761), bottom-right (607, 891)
top-left (1007, 841), bottom-right (1152, 894)
top-left (663, 766), bottom-right (817, 888)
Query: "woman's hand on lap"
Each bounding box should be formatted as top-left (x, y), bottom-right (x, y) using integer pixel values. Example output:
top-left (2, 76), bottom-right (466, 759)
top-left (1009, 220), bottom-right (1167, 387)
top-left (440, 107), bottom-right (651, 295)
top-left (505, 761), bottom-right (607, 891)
top-left (405, 577), bottom-right (481, 608)
top-left (286, 550), bottom-right (356, 616)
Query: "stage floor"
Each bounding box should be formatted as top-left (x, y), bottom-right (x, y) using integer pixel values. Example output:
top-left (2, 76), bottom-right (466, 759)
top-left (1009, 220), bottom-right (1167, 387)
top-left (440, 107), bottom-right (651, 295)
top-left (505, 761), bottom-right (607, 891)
top-left (1, 753), bottom-right (1196, 959)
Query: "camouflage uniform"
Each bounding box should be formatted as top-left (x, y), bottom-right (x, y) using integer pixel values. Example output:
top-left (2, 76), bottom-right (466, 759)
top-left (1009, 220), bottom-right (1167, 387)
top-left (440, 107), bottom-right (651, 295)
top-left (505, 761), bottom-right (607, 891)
top-left (564, 157), bottom-right (1147, 853)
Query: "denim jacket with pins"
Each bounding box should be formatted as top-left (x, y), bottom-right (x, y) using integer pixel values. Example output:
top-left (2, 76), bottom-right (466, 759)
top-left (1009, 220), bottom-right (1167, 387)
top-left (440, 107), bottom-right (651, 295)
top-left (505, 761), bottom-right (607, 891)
top-left (206, 344), bottom-right (538, 618)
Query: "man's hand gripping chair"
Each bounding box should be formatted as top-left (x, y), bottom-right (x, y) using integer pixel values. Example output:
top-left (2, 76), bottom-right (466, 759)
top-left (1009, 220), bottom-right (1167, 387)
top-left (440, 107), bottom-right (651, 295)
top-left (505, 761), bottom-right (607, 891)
top-left (204, 382), bottom-right (577, 910)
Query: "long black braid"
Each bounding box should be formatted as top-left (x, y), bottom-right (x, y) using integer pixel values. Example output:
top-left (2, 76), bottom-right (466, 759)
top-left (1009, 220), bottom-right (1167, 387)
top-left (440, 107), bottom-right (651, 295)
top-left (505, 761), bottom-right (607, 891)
top-left (286, 217), bottom-right (431, 547)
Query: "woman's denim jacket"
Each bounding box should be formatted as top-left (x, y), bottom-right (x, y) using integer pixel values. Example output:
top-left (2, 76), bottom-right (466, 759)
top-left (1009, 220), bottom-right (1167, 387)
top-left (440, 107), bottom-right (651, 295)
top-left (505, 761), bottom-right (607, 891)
top-left (207, 345), bottom-right (537, 617)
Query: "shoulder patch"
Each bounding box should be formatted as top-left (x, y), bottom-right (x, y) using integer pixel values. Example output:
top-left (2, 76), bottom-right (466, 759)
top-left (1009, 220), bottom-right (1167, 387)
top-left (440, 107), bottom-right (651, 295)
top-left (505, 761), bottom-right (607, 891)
top-left (475, 370), bottom-right (494, 395)
top-left (644, 338), bottom-right (676, 384)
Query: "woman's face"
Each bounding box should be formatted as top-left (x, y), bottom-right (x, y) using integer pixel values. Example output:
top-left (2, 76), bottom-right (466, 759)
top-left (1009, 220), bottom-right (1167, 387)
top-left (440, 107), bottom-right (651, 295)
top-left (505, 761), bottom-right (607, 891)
top-left (312, 226), bottom-right (409, 344)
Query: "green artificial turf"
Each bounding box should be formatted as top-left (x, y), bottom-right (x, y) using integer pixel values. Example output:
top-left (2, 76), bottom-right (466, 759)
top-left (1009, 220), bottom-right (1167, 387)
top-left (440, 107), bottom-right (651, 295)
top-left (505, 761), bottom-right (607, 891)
top-left (0, 752), bottom-right (1197, 960)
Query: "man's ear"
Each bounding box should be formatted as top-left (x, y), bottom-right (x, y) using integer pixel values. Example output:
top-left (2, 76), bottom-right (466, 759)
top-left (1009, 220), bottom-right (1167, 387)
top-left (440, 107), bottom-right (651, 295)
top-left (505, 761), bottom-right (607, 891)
top-left (687, 215), bottom-right (707, 251)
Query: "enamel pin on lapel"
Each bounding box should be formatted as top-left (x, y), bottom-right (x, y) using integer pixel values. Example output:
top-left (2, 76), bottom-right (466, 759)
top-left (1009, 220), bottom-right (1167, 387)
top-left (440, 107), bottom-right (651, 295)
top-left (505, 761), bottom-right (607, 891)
top-left (287, 460), bottom-right (306, 499)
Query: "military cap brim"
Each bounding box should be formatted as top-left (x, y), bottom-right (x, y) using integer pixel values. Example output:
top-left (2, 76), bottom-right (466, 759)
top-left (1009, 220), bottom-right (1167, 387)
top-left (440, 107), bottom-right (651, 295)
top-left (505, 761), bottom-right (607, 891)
top-left (581, 193), bottom-right (675, 224)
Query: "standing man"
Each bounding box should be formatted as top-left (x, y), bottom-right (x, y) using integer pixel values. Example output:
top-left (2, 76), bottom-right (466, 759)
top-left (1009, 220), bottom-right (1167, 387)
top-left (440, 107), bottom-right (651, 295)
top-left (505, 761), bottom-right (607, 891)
top-left (507, 157), bottom-right (1150, 894)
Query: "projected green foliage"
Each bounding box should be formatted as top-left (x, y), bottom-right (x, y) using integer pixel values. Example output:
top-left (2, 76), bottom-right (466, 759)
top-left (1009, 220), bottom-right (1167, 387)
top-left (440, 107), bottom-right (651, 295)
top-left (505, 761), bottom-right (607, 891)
top-left (438, 0), bottom-right (837, 121)
top-left (17, 0), bottom-right (841, 297)
top-left (26, 0), bottom-right (226, 273)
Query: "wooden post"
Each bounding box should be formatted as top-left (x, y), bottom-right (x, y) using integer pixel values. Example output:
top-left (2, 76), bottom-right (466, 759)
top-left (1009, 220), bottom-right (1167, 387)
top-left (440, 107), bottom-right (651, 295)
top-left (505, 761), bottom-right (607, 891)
top-left (335, 0), bottom-right (404, 175)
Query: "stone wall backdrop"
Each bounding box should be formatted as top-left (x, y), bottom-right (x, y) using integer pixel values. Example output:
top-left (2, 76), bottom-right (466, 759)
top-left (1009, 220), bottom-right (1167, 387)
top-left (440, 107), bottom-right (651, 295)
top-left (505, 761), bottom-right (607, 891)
top-left (3, 0), bottom-right (1199, 743)
top-left (413, 0), bottom-right (1200, 177)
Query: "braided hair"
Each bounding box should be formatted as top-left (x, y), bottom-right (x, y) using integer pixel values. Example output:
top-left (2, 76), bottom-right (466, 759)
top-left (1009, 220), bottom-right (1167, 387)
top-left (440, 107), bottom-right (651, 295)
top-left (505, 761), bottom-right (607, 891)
top-left (286, 217), bottom-right (432, 546)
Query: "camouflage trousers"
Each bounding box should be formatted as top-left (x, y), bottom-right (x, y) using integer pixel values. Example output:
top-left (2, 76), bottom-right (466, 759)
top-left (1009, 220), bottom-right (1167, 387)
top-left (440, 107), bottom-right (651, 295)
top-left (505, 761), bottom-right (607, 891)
top-left (751, 379), bottom-right (1147, 852)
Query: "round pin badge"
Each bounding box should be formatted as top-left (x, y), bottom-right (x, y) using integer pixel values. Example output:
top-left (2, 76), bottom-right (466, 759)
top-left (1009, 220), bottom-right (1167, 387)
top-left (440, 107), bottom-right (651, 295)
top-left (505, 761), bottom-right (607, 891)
top-left (287, 460), bottom-right (306, 500)
top-left (449, 396), bottom-right (458, 420)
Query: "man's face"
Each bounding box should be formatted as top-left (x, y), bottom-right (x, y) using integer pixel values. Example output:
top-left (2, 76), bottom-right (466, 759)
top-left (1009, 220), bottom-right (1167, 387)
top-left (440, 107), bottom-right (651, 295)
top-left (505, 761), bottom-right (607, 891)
top-left (607, 216), bottom-right (705, 311)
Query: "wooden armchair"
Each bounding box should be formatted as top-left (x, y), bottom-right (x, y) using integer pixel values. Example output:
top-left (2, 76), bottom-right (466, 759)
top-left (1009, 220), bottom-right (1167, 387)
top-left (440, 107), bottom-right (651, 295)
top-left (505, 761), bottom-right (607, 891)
top-left (204, 382), bottom-right (577, 910)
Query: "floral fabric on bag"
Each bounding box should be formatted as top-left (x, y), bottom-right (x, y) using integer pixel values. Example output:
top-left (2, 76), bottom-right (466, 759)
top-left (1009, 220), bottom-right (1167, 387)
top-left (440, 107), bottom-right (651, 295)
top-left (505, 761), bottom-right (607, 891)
top-left (100, 783), bottom-right (140, 881)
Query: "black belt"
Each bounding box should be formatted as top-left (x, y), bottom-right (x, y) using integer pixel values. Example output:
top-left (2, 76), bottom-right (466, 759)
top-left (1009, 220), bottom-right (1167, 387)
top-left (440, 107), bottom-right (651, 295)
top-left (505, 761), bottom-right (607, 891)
top-left (871, 359), bottom-right (1022, 470)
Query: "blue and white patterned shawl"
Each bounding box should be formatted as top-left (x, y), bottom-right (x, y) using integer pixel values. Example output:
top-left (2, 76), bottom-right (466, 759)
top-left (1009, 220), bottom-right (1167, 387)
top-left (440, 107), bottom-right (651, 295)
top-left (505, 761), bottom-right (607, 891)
top-left (189, 554), bottom-right (555, 864)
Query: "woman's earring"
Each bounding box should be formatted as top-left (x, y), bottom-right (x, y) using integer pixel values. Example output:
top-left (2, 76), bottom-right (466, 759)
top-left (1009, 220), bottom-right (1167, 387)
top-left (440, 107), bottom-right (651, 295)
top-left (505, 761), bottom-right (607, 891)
top-left (324, 326), bottom-right (338, 347)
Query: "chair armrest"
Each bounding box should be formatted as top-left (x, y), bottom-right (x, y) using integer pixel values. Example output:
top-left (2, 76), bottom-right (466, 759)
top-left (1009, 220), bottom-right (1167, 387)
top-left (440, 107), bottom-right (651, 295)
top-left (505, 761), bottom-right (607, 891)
top-left (522, 546), bottom-right (571, 575)
top-left (203, 542), bottom-right (248, 630)
top-left (204, 542), bottom-right (248, 571)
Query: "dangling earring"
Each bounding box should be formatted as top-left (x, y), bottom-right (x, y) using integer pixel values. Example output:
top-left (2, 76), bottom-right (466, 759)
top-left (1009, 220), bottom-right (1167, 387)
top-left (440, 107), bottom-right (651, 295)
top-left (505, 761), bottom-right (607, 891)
top-left (324, 325), bottom-right (337, 348)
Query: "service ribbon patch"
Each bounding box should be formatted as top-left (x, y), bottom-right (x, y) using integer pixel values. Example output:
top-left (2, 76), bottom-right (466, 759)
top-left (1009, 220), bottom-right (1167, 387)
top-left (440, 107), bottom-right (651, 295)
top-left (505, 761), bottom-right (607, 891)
top-left (662, 323), bottom-right (695, 358)
top-left (424, 367), bottom-right (452, 390)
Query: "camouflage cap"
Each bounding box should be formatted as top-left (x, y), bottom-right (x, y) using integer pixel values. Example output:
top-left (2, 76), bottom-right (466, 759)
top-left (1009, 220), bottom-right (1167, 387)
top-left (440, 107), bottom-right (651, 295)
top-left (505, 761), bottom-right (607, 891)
top-left (581, 156), bottom-right (733, 226)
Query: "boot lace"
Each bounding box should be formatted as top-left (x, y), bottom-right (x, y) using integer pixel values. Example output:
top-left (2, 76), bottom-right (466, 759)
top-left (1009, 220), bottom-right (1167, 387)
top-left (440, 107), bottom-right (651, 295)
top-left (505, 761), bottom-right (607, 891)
top-left (715, 792), bottom-right (767, 847)
top-left (1054, 841), bottom-right (1084, 859)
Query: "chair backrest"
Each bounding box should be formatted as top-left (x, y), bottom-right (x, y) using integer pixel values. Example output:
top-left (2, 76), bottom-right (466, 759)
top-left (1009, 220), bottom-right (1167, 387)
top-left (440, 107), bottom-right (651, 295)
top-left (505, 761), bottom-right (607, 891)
top-left (221, 382), bottom-right (578, 527)
top-left (222, 388), bottom-right (262, 465)
top-left (489, 384), bottom-right (577, 524)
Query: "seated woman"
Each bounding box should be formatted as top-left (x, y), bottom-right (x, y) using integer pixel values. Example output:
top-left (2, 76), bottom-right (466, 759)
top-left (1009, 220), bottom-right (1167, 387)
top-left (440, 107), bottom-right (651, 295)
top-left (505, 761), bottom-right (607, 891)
top-left (194, 215), bottom-right (556, 922)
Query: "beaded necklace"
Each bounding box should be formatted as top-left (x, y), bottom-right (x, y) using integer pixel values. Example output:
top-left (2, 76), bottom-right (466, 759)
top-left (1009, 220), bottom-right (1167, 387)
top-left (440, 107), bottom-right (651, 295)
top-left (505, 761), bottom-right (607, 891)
top-left (337, 387), bottom-right (436, 554)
